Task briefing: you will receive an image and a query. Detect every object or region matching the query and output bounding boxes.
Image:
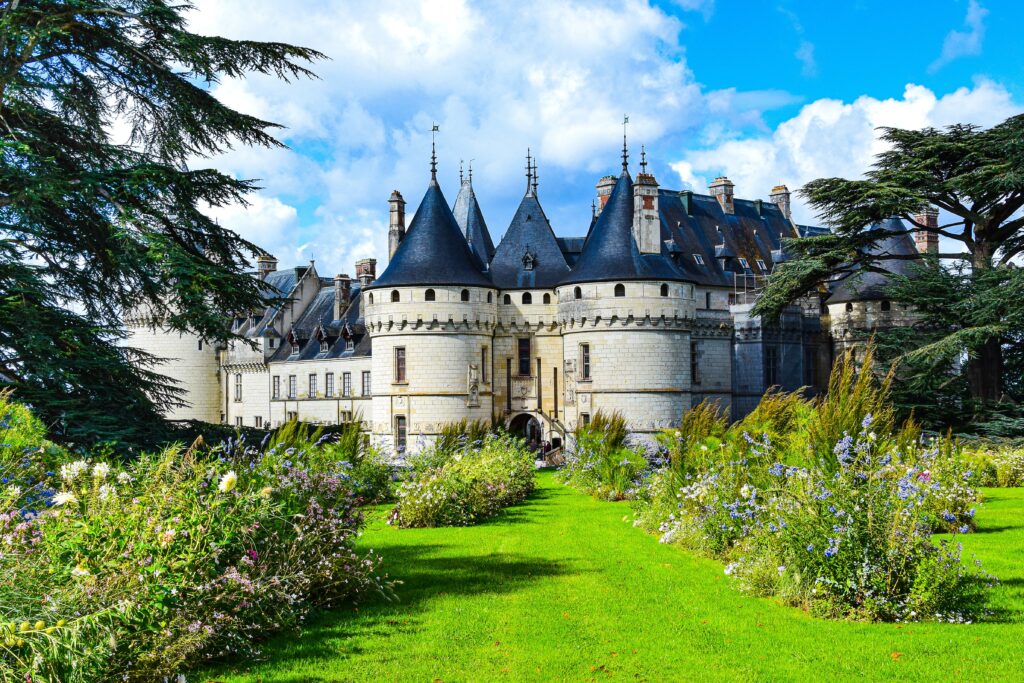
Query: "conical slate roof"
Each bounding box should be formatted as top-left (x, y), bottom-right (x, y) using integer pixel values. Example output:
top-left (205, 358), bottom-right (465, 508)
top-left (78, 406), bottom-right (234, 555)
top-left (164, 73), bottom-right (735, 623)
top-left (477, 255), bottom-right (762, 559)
top-left (560, 170), bottom-right (689, 285)
top-left (828, 217), bottom-right (919, 304)
top-left (490, 187), bottom-right (569, 289)
top-left (452, 175), bottom-right (495, 269)
top-left (369, 178), bottom-right (493, 289)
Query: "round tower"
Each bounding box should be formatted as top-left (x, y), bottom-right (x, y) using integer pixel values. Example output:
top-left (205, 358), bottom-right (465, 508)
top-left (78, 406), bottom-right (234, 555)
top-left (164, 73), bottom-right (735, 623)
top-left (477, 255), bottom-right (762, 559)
top-left (556, 158), bottom-right (696, 441)
top-left (363, 153), bottom-right (497, 455)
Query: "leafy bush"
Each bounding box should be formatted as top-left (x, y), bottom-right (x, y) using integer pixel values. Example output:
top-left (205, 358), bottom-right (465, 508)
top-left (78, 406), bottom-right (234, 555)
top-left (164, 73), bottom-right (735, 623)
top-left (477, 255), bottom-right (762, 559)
top-left (0, 396), bottom-right (392, 682)
top-left (962, 445), bottom-right (1024, 487)
top-left (560, 411), bottom-right (649, 500)
top-left (632, 351), bottom-right (996, 623)
top-left (389, 434), bottom-right (535, 528)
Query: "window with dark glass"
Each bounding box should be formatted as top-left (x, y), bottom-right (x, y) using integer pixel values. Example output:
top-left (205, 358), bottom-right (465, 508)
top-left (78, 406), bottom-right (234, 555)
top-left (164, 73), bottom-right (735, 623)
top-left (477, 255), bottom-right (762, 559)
top-left (580, 343), bottom-right (591, 380)
top-left (342, 372), bottom-right (351, 397)
top-left (325, 372), bottom-right (335, 398)
top-left (272, 375), bottom-right (280, 400)
top-left (288, 374), bottom-right (297, 398)
top-left (880, 300), bottom-right (891, 312)
top-left (395, 415), bottom-right (408, 452)
top-left (481, 346), bottom-right (489, 383)
top-left (574, 286), bottom-right (582, 300)
top-left (543, 293), bottom-right (551, 304)
top-left (234, 373), bottom-right (242, 401)
top-left (517, 337), bottom-right (531, 376)
top-left (522, 292), bottom-right (532, 304)
top-left (614, 283), bottom-right (625, 297)
top-left (765, 346), bottom-right (780, 388)
top-left (581, 412), bottom-right (590, 426)
top-left (425, 289), bottom-right (435, 302)
top-left (308, 373), bottom-right (317, 397)
top-left (691, 341), bottom-right (701, 385)
top-left (391, 290), bottom-right (400, 303)
top-left (660, 283), bottom-right (669, 297)
top-left (503, 294), bottom-right (511, 304)
top-left (361, 371), bottom-right (371, 396)
top-left (395, 347), bottom-right (406, 382)
top-left (461, 289), bottom-right (470, 302)
top-left (705, 291), bottom-right (712, 309)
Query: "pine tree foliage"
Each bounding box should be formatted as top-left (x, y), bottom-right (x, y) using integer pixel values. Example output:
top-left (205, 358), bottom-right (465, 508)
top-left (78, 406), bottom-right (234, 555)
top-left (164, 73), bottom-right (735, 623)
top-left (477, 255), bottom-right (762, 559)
top-left (0, 0), bottom-right (322, 445)
top-left (755, 115), bottom-right (1024, 406)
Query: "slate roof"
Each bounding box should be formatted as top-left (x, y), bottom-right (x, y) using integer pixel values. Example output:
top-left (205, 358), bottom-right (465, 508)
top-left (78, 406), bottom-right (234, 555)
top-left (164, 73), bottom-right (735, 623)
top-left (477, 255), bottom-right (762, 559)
top-left (490, 189), bottom-right (570, 288)
top-left (271, 281), bottom-right (371, 362)
top-left (452, 176), bottom-right (495, 269)
top-left (235, 266), bottom-right (310, 338)
top-left (556, 237), bottom-right (586, 266)
top-left (658, 190), bottom-right (801, 288)
top-left (560, 170), bottom-right (689, 285)
top-left (827, 217), bottom-right (919, 304)
top-left (369, 177), bottom-right (493, 289)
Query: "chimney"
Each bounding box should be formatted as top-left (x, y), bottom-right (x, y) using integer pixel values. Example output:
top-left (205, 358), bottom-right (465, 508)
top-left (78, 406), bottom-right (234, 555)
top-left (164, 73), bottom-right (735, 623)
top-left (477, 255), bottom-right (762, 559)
top-left (595, 175), bottom-right (617, 216)
top-left (679, 190), bottom-right (693, 216)
top-left (333, 273), bottom-right (351, 320)
top-left (256, 253), bottom-right (278, 280)
top-left (355, 258), bottom-right (376, 287)
top-left (769, 185), bottom-right (792, 221)
top-left (388, 190), bottom-right (406, 261)
top-left (913, 207), bottom-right (939, 255)
top-left (709, 176), bottom-right (735, 214)
top-left (633, 170), bottom-right (661, 254)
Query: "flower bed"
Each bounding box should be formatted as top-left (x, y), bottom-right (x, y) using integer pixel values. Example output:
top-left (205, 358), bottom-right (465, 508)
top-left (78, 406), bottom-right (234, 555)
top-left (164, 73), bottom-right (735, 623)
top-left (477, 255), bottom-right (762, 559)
top-left (558, 412), bottom-right (651, 501)
top-left (629, 350), bottom-right (997, 622)
top-left (389, 433), bottom-right (535, 528)
top-left (0, 397), bottom-right (392, 682)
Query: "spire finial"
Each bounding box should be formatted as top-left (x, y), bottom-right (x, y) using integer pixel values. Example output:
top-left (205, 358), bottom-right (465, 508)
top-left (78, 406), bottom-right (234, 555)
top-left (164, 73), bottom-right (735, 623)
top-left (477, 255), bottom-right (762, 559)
top-left (430, 123), bottom-right (439, 181)
top-left (525, 147), bottom-right (533, 195)
top-left (459, 159), bottom-right (464, 183)
top-left (591, 198), bottom-right (596, 219)
top-left (468, 159), bottom-right (473, 183)
top-left (531, 156), bottom-right (538, 195)
top-left (621, 114), bottom-right (629, 172)
top-left (640, 144), bottom-right (648, 174)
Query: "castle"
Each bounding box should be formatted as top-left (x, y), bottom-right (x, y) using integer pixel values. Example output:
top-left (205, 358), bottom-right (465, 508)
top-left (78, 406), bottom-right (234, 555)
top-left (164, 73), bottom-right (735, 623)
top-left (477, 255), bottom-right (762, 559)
top-left (127, 141), bottom-right (932, 453)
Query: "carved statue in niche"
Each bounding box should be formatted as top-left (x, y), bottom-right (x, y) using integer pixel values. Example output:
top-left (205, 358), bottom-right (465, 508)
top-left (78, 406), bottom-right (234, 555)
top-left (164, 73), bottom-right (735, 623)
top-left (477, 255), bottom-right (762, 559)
top-left (563, 359), bottom-right (576, 406)
top-left (467, 363), bottom-right (480, 407)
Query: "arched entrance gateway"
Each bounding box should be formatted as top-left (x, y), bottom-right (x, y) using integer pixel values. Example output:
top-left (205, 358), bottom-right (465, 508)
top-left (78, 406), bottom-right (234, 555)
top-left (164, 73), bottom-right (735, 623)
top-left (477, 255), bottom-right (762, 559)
top-left (508, 412), bottom-right (542, 449)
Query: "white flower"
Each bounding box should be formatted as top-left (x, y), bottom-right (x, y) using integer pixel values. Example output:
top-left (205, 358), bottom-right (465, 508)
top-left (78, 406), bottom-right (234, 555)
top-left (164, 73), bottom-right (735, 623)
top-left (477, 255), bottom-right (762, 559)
top-left (60, 460), bottom-right (88, 481)
top-left (218, 471), bottom-right (238, 493)
top-left (740, 484), bottom-right (753, 499)
top-left (98, 484), bottom-right (116, 501)
top-left (674, 431), bottom-right (682, 439)
top-left (778, 565), bottom-right (786, 574)
top-left (116, 472), bottom-right (133, 484)
top-left (700, 444), bottom-right (709, 452)
top-left (70, 563), bottom-right (90, 578)
top-left (53, 491), bottom-right (78, 506)
top-left (6, 485), bottom-right (22, 498)
top-left (92, 462), bottom-right (110, 479)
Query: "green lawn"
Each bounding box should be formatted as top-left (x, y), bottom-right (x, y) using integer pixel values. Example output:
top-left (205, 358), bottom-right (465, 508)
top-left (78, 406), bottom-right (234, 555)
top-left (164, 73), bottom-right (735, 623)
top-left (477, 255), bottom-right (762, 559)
top-left (206, 471), bottom-right (1024, 682)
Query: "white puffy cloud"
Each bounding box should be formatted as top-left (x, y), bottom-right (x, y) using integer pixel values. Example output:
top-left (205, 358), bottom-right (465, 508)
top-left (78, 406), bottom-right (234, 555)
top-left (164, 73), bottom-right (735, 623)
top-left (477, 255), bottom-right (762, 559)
top-left (929, 0), bottom-right (988, 73)
top-left (671, 80), bottom-right (1022, 226)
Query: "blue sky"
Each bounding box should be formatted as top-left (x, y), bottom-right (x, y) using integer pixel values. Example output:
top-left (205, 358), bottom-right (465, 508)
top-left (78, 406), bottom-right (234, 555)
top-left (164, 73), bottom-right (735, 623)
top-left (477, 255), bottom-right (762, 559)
top-left (189, 0), bottom-right (1022, 276)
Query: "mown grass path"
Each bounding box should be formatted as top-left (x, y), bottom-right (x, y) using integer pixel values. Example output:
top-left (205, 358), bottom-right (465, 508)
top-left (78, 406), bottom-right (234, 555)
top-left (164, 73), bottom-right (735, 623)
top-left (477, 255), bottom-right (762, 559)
top-left (208, 471), bottom-right (1024, 682)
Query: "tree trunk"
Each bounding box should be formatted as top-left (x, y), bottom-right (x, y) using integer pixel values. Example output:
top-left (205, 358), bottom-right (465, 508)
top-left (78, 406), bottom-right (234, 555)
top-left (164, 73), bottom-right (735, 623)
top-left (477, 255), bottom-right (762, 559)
top-left (968, 239), bottom-right (1003, 403)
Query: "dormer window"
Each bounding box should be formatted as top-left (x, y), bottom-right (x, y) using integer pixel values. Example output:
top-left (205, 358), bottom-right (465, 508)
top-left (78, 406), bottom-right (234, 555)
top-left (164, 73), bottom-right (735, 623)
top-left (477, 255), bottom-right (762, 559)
top-left (756, 259), bottom-right (767, 271)
top-left (268, 338), bottom-right (276, 349)
top-left (693, 254), bottom-right (705, 266)
top-left (738, 258), bottom-right (750, 270)
top-left (522, 249), bottom-right (536, 271)
top-left (291, 342), bottom-right (300, 354)
top-left (346, 339), bottom-right (355, 351)
top-left (320, 339), bottom-right (329, 353)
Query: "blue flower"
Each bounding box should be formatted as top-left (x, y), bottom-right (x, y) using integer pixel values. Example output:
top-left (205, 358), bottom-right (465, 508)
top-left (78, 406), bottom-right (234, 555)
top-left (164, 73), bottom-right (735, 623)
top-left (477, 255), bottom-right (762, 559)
top-left (806, 543), bottom-right (814, 552)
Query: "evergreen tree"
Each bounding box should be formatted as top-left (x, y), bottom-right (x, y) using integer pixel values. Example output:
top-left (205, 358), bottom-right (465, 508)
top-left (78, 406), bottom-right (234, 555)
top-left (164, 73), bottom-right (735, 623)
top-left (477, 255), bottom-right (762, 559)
top-left (0, 0), bottom-right (322, 445)
top-left (756, 115), bottom-right (1024, 412)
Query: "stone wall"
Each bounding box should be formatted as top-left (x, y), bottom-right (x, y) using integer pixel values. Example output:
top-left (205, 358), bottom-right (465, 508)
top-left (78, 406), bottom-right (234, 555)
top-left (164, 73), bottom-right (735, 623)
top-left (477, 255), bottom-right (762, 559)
top-left (126, 323), bottom-right (222, 422)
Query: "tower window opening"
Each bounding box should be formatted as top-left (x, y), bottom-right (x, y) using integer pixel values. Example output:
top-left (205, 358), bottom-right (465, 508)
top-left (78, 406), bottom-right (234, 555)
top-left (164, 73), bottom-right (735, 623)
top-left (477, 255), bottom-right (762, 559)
top-left (574, 286), bottom-right (582, 300)
top-left (504, 294), bottom-right (511, 304)
top-left (425, 288), bottom-right (435, 302)
top-left (390, 290), bottom-right (400, 303)
top-left (522, 292), bottom-right (532, 304)
top-left (614, 283), bottom-right (625, 297)
top-left (660, 283), bottom-right (669, 297)
top-left (461, 289), bottom-right (470, 302)
top-left (880, 300), bottom-right (892, 312)
top-left (543, 293), bottom-right (551, 304)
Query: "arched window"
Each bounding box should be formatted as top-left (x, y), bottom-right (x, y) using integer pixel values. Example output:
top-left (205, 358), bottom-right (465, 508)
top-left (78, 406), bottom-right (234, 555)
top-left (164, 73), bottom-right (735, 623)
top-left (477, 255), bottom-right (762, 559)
top-left (614, 283), bottom-right (626, 297)
top-left (660, 283), bottom-right (669, 297)
top-left (845, 302), bottom-right (853, 312)
top-left (522, 292), bottom-right (532, 305)
top-left (503, 294), bottom-right (511, 304)
top-left (390, 290), bottom-right (400, 303)
top-left (461, 289), bottom-right (470, 302)
top-left (880, 300), bottom-right (891, 312)
top-left (574, 286), bottom-right (582, 300)
top-left (487, 292), bottom-right (493, 303)
top-left (368, 293), bottom-right (374, 305)
top-left (425, 288), bottom-right (435, 302)
top-left (543, 293), bottom-right (551, 304)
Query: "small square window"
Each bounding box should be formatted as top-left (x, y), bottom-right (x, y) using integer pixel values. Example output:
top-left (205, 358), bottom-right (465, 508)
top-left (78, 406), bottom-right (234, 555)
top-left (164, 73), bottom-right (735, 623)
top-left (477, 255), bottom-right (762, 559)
top-left (738, 258), bottom-right (750, 269)
top-left (756, 259), bottom-right (767, 271)
top-left (693, 254), bottom-right (705, 266)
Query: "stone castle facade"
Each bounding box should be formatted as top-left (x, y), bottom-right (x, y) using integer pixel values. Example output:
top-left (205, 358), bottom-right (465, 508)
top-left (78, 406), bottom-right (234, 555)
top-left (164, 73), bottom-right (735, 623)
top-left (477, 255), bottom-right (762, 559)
top-left (127, 144), bottom-right (934, 453)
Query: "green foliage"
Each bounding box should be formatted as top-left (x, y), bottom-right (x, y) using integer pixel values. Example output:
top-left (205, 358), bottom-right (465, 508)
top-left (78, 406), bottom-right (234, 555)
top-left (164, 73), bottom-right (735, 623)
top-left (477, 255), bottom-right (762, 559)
top-left (434, 418), bottom-right (496, 457)
top-left (389, 434), bottom-right (535, 528)
top-left (561, 411), bottom-right (648, 501)
top-left (0, 399), bottom-right (390, 682)
top-left (961, 446), bottom-right (1024, 487)
top-left (0, 1), bottom-right (322, 447)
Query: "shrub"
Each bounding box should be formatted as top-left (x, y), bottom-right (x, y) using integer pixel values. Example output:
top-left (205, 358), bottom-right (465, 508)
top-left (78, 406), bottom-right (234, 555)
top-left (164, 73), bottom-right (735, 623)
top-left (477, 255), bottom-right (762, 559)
top-left (560, 411), bottom-right (649, 500)
top-left (962, 445), bottom-right (1024, 487)
top-left (0, 396), bottom-right (392, 682)
top-left (389, 434), bottom-right (535, 528)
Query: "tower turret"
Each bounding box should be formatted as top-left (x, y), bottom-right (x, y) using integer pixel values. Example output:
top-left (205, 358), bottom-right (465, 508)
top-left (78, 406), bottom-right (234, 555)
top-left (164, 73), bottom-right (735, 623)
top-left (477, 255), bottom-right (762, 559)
top-left (388, 190), bottom-right (406, 261)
